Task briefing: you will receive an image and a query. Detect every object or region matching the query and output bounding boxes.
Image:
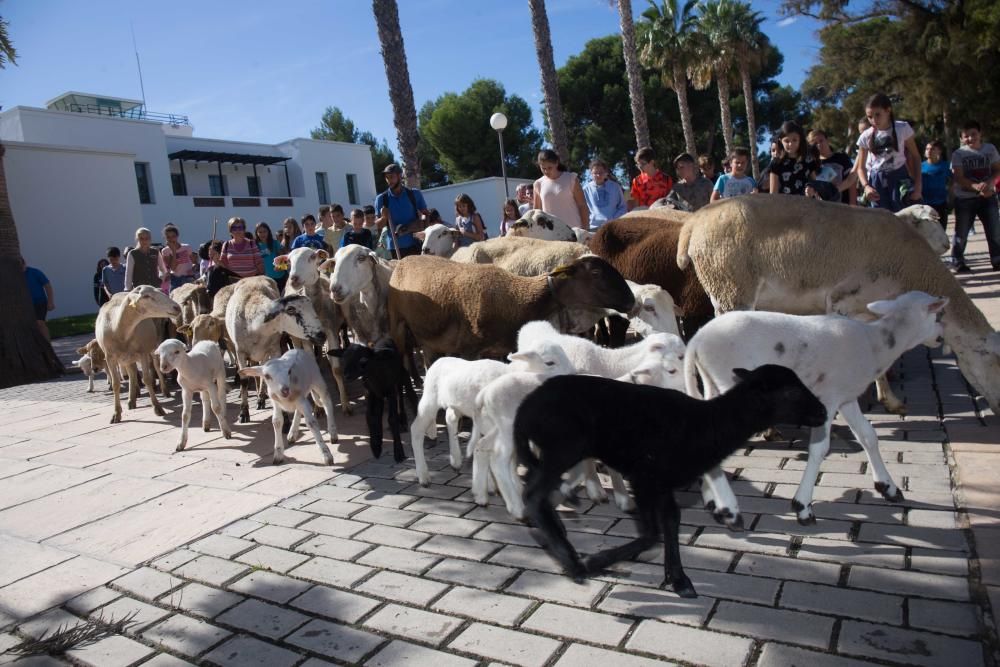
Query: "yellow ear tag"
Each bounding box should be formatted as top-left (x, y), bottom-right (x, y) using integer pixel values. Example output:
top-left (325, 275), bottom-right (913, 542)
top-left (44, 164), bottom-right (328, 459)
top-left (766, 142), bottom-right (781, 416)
top-left (129, 300), bottom-right (138, 309)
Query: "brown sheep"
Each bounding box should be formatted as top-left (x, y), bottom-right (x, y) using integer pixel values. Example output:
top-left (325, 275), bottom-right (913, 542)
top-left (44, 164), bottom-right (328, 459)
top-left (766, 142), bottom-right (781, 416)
top-left (387, 255), bottom-right (635, 377)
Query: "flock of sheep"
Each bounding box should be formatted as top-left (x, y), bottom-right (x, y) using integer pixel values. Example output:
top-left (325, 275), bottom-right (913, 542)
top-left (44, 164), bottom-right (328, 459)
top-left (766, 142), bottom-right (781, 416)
top-left (73, 196), bottom-right (1000, 594)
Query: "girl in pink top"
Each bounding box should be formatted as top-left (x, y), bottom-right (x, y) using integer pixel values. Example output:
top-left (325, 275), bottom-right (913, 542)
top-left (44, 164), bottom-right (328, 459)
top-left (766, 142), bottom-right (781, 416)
top-left (160, 224), bottom-right (197, 292)
top-left (219, 217), bottom-right (264, 278)
top-left (532, 149), bottom-right (589, 229)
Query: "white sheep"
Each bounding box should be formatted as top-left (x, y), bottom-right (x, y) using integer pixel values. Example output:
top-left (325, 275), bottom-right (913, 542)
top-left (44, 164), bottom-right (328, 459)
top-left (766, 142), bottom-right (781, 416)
top-left (420, 223), bottom-right (461, 258)
top-left (451, 236), bottom-right (589, 275)
top-left (685, 291), bottom-right (948, 525)
top-left (626, 281), bottom-right (682, 338)
top-left (156, 339), bottom-right (231, 451)
top-left (239, 348), bottom-right (337, 465)
top-left (508, 209), bottom-right (577, 241)
top-left (472, 341), bottom-right (577, 518)
top-left (72, 353), bottom-right (99, 393)
top-left (320, 243), bottom-right (394, 346)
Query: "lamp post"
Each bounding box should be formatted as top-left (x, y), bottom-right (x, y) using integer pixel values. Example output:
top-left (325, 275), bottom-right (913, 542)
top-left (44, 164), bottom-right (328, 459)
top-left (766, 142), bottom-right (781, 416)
top-left (489, 112), bottom-right (509, 199)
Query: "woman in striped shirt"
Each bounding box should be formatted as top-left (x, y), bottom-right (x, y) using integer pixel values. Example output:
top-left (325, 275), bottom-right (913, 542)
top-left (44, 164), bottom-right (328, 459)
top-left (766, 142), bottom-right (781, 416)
top-left (219, 217), bottom-right (263, 278)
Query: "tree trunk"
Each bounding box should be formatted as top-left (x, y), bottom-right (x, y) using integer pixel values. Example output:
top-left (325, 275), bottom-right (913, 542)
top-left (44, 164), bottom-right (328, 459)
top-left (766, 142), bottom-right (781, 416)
top-left (373, 0), bottom-right (421, 188)
top-left (740, 62), bottom-right (759, 179)
top-left (617, 0), bottom-right (650, 150)
top-left (716, 68), bottom-right (734, 157)
top-left (673, 63), bottom-right (697, 157)
top-left (528, 0), bottom-right (571, 164)
top-left (0, 144), bottom-right (63, 388)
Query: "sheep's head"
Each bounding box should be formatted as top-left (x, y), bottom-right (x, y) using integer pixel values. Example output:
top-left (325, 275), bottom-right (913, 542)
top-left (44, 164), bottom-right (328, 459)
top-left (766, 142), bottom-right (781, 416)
top-left (421, 223), bottom-right (461, 256)
top-left (263, 294), bottom-right (326, 345)
top-left (508, 340), bottom-right (574, 376)
top-left (155, 339), bottom-right (188, 374)
top-left (867, 291), bottom-right (948, 350)
top-left (181, 314), bottom-right (226, 344)
top-left (127, 285), bottom-right (182, 320)
top-left (733, 365), bottom-right (828, 427)
top-left (327, 244), bottom-right (378, 303)
top-left (896, 205), bottom-right (950, 254)
top-left (240, 351), bottom-right (309, 402)
top-left (628, 283), bottom-right (682, 337)
top-left (548, 256), bottom-right (634, 315)
top-left (510, 210), bottom-right (575, 241)
top-left (287, 247), bottom-right (328, 290)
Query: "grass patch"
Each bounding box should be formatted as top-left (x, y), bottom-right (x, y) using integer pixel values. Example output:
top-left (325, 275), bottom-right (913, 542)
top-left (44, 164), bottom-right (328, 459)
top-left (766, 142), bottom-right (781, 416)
top-left (49, 313), bottom-right (97, 339)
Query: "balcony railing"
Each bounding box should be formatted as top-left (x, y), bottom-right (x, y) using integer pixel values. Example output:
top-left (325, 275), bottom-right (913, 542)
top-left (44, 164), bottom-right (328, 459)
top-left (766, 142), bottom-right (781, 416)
top-left (65, 103), bottom-right (190, 126)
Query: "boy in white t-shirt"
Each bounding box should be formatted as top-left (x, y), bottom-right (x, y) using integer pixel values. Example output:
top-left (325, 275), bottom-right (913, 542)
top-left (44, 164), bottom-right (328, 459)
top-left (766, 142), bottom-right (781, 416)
top-left (950, 120), bottom-right (1000, 272)
top-left (710, 147), bottom-right (757, 201)
top-left (855, 93), bottom-right (922, 212)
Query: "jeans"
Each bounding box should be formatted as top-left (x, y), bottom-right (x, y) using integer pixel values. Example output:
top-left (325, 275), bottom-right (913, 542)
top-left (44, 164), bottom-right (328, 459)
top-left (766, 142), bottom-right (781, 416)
top-left (952, 195), bottom-right (1000, 267)
top-left (169, 274), bottom-right (194, 291)
top-left (927, 202), bottom-right (949, 232)
top-left (870, 164), bottom-right (917, 213)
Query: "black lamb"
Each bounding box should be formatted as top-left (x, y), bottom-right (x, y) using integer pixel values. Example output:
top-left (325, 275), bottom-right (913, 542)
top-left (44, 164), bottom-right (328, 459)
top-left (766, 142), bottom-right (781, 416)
top-left (330, 338), bottom-right (418, 462)
top-left (513, 364), bottom-right (827, 598)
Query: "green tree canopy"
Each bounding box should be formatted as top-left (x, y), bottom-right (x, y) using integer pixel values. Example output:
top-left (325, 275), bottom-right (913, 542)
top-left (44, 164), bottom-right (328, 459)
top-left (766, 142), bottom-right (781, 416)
top-left (311, 106), bottom-right (395, 192)
top-left (420, 79), bottom-right (542, 183)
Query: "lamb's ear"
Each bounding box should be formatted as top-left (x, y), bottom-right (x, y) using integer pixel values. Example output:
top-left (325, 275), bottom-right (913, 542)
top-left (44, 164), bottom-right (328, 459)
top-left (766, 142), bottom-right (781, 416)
top-left (508, 350), bottom-right (539, 364)
top-left (177, 324), bottom-right (192, 337)
top-left (927, 297), bottom-right (949, 314)
top-left (629, 368), bottom-right (652, 383)
top-left (314, 249), bottom-right (329, 262)
top-left (865, 299), bottom-right (894, 316)
top-left (318, 259), bottom-right (336, 274)
top-left (273, 254), bottom-right (290, 269)
top-left (126, 290), bottom-right (143, 308)
top-left (732, 368), bottom-right (752, 382)
top-left (549, 264), bottom-right (574, 280)
top-left (239, 366), bottom-right (263, 379)
top-left (76, 346), bottom-right (88, 355)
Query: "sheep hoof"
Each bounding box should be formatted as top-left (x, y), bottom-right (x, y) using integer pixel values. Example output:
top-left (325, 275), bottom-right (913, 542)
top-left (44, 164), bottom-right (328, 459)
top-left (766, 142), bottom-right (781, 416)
top-left (726, 513), bottom-right (745, 532)
top-left (875, 482), bottom-right (905, 502)
top-left (330, 434), bottom-right (339, 444)
top-left (256, 398), bottom-right (267, 410)
top-left (671, 577), bottom-right (697, 599)
top-left (796, 513), bottom-right (817, 526)
top-left (342, 405), bottom-right (353, 417)
top-left (239, 410), bottom-right (250, 424)
top-left (203, 425), bottom-right (211, 432)
top-left (370, 442), bottom-right (383, 459)
top-left (110, 413), bottom-right (121, 424)
top-left (154, 405), bottom-right (166, 417)
top-left (704, 500), bottom-right (716, 512)
top-left (323, 455), bottom-right (335, 466)
top-left (529, 527), bottom-right (551, 549)
top-left (791, 499), bottom-right (816, 525)
top-left (393, 448), bottom-right (406, 464)
top-left (762, 426), bottom-right (784, 441)
top-left (882, 400), bottom-right (907, 416)
top-left (568, 564), bottom-right (587, 584)
top-left (175, 443), bottom-right (186, 452)
top-left (127, 400), bottom-right (137, 410)
top-left (223, 430), bottom-right (232, 440)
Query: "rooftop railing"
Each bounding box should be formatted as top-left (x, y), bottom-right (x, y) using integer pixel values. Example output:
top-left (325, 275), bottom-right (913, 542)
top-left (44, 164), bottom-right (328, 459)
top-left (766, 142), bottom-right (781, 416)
top-left (63, 103), bottom-right (190, 126)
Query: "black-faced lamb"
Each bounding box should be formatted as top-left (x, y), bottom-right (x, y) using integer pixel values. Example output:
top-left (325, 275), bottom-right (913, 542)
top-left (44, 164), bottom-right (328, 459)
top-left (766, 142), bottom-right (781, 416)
top-left (156, 339), bottom-right (231, 451)
top-left (331, 338), bottom-right (418, 463)
top-left (514, 365), bottom-right (827, 597)
top-left (684, 290), bottom-right (948, 525)
top-left (239, 348), bottom-right (337, 465)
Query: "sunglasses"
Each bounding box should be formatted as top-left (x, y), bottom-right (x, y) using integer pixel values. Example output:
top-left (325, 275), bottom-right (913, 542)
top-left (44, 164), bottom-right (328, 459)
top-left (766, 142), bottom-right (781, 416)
top-left (231, 225), bottom-right (245, 231)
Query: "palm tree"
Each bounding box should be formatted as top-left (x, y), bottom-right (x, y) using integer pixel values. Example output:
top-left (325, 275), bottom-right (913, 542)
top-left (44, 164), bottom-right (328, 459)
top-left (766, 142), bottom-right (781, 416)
top-left (731, 2), bottom-right (766, 178)
top-left (696, 0), bottom-right (740, 158)
top-left (372, 0), bottom-right (421, 187)
top-left (528, 0), bottom-right (571, 164)
top-left (616, 0), bottom-right (650, 150)
top-left (637, 0), bottom-right (700, 157)
top-left (0, 16), bottom-right (63, 387)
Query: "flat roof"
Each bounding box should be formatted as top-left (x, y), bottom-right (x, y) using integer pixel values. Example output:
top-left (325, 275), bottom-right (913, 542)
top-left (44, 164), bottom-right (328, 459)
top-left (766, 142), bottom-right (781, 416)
top-left (167, 149), bottom-right (289, 165)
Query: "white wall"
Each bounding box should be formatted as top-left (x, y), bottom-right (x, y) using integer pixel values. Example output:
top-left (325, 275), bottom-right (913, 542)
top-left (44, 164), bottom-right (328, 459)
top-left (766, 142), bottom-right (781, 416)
top-left (422, 177), bottom-right (533, 238)
top-left (3, 141), bottom-right (142, 318)
top-left (280, 138), bottom-right (378, 211)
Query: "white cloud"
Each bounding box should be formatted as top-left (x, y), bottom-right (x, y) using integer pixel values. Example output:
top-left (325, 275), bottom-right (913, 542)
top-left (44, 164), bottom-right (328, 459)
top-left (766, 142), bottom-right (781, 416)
top-left (777, 16), bottom-right (798, 27)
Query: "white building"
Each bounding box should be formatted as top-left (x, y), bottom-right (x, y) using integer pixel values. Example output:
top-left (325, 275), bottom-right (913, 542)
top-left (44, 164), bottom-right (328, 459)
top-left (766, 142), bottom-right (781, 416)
top-left (0, 92), bottom-right (377, 317)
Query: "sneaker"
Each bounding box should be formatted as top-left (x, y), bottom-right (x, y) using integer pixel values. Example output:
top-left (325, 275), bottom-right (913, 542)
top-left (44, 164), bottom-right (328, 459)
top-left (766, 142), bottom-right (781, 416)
top-left (955, 263), bottom-right (972, 274)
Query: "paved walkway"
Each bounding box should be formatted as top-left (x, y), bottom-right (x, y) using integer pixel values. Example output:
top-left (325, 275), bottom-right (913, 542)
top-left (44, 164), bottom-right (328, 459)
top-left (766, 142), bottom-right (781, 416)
top-left (0, 234), bottom-right (997, 666)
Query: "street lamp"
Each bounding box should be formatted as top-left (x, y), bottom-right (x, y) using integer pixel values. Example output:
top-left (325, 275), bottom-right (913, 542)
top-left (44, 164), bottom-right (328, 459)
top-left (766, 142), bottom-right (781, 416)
top-left (489, 112), bottom-right (509, 198)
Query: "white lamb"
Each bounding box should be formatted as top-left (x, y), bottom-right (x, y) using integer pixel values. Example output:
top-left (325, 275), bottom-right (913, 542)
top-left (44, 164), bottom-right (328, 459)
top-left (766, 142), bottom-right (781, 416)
top-left (685, 290), bottom-right (948, 525)
top-left (627, 281), bottom-right (682, 338)
top-left (239, 348), bottom-right (338, 466)
top-left (72, 354), bottom-right (100, 393)
top-left (156, 339), bottom-right (231, 452)
top-left (420, 223), bottom-right (461, 258)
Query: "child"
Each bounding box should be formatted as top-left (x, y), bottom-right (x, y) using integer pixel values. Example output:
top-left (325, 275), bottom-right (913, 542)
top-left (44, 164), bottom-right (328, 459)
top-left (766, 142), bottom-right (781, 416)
top-left (454, 193), bottom-right (486, 247)
top-left (629, 147), bottom-right (673, 209)
top-left (535, 149), bottom-right (589, 227)
top-left (291, 214), bottom-right (329, 251)
top-left (499, 198), bottom-right (520, 237)
top-left (698, 154), bottom-right (717, 183)
top-left (669, 153), bottom-right (713, 211)
top-left (950, 120), bottom-right (1000, 272)
top-left (711, 147), bottom-right (757, 201)
top-left (855, 93), bottom-right (922, 212)
top-left (756, 139), bottom-right (783, 193)
top-left (921, 140), bottom-right (951, 231)
top-left (769, 121), bottom-right (819, 196)
top-left (341, 208), bottom-right (375, 249)
top-left (807, 129), bottom-right (857, 204)
top-left (101, 247), bottom-right (126, 300)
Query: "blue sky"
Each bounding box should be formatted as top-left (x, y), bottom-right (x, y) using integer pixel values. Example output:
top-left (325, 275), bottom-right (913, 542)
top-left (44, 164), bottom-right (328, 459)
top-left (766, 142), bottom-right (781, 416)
top-left (2, 0), bottom-right (821, 152)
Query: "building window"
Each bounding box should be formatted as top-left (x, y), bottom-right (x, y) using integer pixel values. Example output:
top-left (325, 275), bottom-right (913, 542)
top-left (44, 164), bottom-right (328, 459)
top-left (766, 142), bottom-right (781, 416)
top-left (315, 172), bottom-right (330, 205)
top-left (346, 173), bottom-right (359, 205)
top-left (247, 176), bottom-right (260, 197)
top-left (171, 173), bottom-right (187, 196)
top-left (135, 163), bottom-right (153, 204)
top-left (209, 174), bottom-right (228, 197)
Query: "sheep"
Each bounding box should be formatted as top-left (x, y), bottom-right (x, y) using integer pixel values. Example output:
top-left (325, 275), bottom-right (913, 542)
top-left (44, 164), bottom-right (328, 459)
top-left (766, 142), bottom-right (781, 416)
top-left (451, 236), bottom-right (589, 274)
top-left (156, 339), bottom-right (231, 451)
top-left (329, 338), bottom-right (418, 462)
top-left (471, 342), bottom-right (577, 518)
top-left (320, 244), bottom-right (395, 346)
top-left (169, 282), bottom-right (211, 330)
top-left (573, 228), bottom-right (594, 245)
top-left (685, 291), bottom-right (948, 525)
top-left (239, 349), bottom-right (337, 465)
top-left (225, 276), bottom-right (327, 423)
top-left (676, 195), bottom-right (1000, 416)
top-left (73, 339), bottom-right (108, 393)
top-left (95, 286), bottom-right (182, 424)
top-left (282, 247), bottom-right (352, 416)
top-left (72, 354), bottom-right (98, 392)
top-left (626, 281), bottom-right (682, 338)
top-left (508, 209), bottom-right (577, 242)
top-left (514, 364), bottom-right (827, 595)
top-left (420, 223), bottom-right (461, 258)
top-left (387, 255), bottom-right (635, 377)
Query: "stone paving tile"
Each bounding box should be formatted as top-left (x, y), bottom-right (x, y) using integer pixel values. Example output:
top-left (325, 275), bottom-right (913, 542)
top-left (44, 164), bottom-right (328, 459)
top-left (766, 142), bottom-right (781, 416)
top-left (357, 545), bottom-right (441, 575)
top-left (626, 618), bottom-right (754, 667)
top-left (757, 643), bottom-right (883, 667)
top-left (173, 555), bottom-right (249, 587)
top-left (425, 558), bottom-right (518, 590)
top-left (431, 585), bottom-right (533, 627)
top-left (357, 571), bottom-right (450, 606)
top-left (298, 515), bottom-right (370, 538)
top-left (203, 635), bottom-right (302, 667)
top-left (141, 613), bottom-right (231, 657)
top-left (350, 505), bottom-right (423, 527)
top-left (597, 584), bottom-right (714, 626)
top-left (555, 643), bottom-right (674, 666)
top-left (848, 565), bottom-right (970, 601)
top-left (218, 520), bottom-right (263, 539)
top-left (215, 598), bottom-right (310, 639)
top-left (0, 537), bottom-right (76, 588)
top-left (708, 601), bottom-right (834, 649)
top-left (755, 514), bottom-right (853, 541)
top-left (364, 603), bottom-right (464, 646)
top-left (796, 537), bottom-right (907, 568)
top-left (0, 556), bottom-right (129, 621)
top-left (114, 567), bottom-right (184, 601)
top-left (734, 553), bottom-right (842, 585)
top-left (244, 524), bottom-right (312, 549)
top-left (504, 571), bottom-right (605, 608)
top-left (355, 524), bottom-right (430, 549)
top-left (65, 634), bottom-right (155, 667)
top-left (299, 498), bottom-right (367, 518)
top-left (405, 496), bottom-right (476, 517)
top-left (419, 534), bottom-right (503, 561)
top-left (365, 639), bottom-right (477, 667)
top-left (908, 598), bottom-right (982, 637)
top-left (448, 622), bottom-right (561, 667)
top-left (856, 522), bottom-right (969, 551)
top-left (92, 595), bottom-right (171, 632)
top-left (409, 513), bottom-right (486, 537)
top-left (288, 555), bottom-right (373, 588)
top-left (228, 571), bottom-right (312, 604)
top-left (234, 545), bottom-right (311, 574)
top-left (285, 618), bottom-right (384, 663)
top-left (910, 547), bottom-right (970, 576)
top-left (838, 620), bottom-right (984, 667)
top-left (189, 534), bottom-right (255, 560)
top-left (694, 527), bottom-right (792, 556)
top-left (522, 602), bottom-right (633, 646)
top-left (158, 582), bottom-right (244, 619)
top-left (474, 522), bottom-right (536, 547)
top-left (487, 545), bottom-right (565, 575)
top-left (65, 585), bottom-right (121, 615)
top-left (248, 506), bottom-right (315, 528)
top-left (295, 534), bottom-right (372, 561)
top-left (780, 581), bottom-right (904, 625)
top-left (289, 584), bottom-right (381, 624)
top-left (17, 608), bottom-right (86, 639)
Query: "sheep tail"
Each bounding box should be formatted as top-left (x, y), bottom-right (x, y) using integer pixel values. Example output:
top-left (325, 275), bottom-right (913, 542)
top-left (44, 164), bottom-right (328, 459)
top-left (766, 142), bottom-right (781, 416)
top-left (676, 218), bottom-right (695, 270)
top-left (513, 414), bottom-right (540, 474)
top-left (684, 343), bottom-right (704, 399)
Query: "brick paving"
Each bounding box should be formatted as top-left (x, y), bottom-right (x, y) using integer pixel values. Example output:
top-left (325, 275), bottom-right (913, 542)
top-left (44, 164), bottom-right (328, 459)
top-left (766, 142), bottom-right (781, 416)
top-left (0, 233), bottom-right (997, 666)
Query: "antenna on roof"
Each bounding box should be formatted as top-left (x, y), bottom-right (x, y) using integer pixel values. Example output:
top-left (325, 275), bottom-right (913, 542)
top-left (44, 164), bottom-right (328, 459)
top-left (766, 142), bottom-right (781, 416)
top-left (130, 22), bottom-right (147, 115)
